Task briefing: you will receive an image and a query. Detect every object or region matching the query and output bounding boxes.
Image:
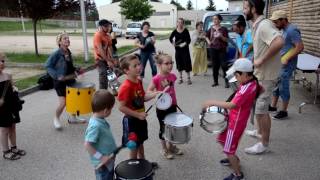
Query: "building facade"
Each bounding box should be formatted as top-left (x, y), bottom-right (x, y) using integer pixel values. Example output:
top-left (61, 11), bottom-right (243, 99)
top-left (98, 2), bottom-right (177, 28)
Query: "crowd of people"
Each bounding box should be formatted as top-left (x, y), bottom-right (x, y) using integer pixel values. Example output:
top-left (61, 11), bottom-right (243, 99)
top-left (1, 0), bottom-right (318, 179)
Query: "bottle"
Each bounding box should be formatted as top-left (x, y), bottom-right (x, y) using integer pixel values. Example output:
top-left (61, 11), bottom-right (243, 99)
top-left (106, 68), bottom-right (120, 96)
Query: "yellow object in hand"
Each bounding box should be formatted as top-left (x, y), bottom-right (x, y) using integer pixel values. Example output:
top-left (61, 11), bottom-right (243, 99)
top-left (281, 48), bottom-right (295, 64)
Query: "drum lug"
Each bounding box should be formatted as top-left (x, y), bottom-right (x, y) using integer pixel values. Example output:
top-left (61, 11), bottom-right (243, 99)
top-left (77, 91), bottom-right (80, 96)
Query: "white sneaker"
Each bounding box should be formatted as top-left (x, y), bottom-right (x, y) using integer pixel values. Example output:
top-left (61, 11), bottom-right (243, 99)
top-left (68, 115), bottom-right (86, 124)
top-left (245, 142), bottom-right (269, 154)
top-left (53, 117), bottom-right (62, 130)
top-left (245, 129), bottom-right (262, 139)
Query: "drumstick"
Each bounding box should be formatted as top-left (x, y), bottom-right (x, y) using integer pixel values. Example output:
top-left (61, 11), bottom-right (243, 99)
top-left (95, 132), bottom-right (138, 170)
top-left (146, 85), bottom-right (170, 113)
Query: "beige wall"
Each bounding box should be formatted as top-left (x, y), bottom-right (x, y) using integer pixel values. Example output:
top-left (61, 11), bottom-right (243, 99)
top-left (98, 2), bottom-right (177, 28)
top-left (228, 1), bottom-right (243, 11)
top-left (177, 10), bottom-right (207, 28)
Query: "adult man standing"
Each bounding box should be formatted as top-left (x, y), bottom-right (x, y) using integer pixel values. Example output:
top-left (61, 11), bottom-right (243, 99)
top-left (269, 10), bottom-right (304, 120)
top-left (243, 0), bottom-right (284, 154)
top-left (93, 19), bottom-right (114, 89)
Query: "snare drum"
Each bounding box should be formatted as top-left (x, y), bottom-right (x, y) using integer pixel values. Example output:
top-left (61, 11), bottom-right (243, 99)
top-left (164, 112), bottom-right (193, 144)
top-left (156, 92), bottom-right (172, 110)
top-left (115, 159), bottom-right (154, 180)
top-left (199, 106), bottom-right (228, 134)
top-left (66, 82), bottom-right (95, 116)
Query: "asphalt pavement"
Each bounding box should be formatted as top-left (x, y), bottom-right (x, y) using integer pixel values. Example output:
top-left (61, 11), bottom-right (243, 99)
top-left (1, 39), bottom-right (320, 180)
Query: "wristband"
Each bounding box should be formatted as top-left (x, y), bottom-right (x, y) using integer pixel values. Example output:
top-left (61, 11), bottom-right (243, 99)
top-left (93, 151), bottom-right (102, 159)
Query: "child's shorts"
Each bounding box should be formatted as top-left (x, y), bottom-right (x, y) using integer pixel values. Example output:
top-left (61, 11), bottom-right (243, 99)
top-left (217, 124), bottom-right (246, 155)
top-left (95, 165), bottom-right (114, 180)
top-left (156, 105), bottom-right (177, 140)
top-left (122, 116), bottom-right (148, 147)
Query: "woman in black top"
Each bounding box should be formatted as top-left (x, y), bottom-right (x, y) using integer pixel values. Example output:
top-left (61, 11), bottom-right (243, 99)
top-left (0, 53), bottom-right (26, 160)
top-left (135, 21), bottom-right (157, 78)
top-left (169, 18), bottom-right (192, 85)
top-left (205, 14), bottom-right (229, 88)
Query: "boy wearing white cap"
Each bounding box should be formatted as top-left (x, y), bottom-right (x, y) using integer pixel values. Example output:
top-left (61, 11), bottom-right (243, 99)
top-left (203, 58), bottom-right (261, 180)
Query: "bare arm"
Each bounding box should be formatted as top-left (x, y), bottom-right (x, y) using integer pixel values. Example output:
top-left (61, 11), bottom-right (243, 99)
top-left (144, 91), bottom-right (158, 102)
top-left (84, 141), bottom-right (114, 166)
top-left (146, 80), bottom-right (156, 93)
top-left (118, 101), bottom-right (147, 120)
top-left (202, 99), bottom-right (236, 110)
top-left (286, 41), bottom-right (304, 63)
top-left (254, 36), bottom-right (284, 67)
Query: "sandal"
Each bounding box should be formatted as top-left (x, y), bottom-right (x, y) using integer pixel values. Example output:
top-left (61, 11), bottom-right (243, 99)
top-left (11, 146), bottom-right (26, 156)
top-left (3, 150), bottom-right (20, 160)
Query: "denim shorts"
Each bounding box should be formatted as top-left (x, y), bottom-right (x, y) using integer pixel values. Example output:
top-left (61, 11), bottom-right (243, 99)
top-left (273, 63), bottom-right (296, 102)
top-left (95, 165), bottom-right (114, 180)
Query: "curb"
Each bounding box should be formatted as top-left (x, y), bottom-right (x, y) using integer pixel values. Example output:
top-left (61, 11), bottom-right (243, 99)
top-left (19, 47), bottom-right (139, 97)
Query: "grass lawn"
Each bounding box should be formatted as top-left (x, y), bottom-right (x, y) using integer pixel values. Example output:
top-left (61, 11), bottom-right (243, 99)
top-left (0, 20), bottom-right (96, 32)
top-left (9, 45), bottom-right (135, 91)
top-left (15, 74), bottom-right (43, 90)
top-left (6, 45), bottom-right (135, 65)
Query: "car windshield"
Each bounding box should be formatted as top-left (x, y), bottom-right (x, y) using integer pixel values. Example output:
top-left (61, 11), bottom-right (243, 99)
top-left (204, 14), bottom-right (245, 32)
top-left (127, 23), bottom-right (141, 28)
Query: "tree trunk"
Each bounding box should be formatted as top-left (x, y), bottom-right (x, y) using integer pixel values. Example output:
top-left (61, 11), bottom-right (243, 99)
top-left (32, 20), bottom-right (39, 56)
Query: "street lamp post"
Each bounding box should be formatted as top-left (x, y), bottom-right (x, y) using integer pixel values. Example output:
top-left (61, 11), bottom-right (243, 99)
top-left (80, 0), bottom-right (89, 62)
top-left (18, 0), bottom-right (25, 32)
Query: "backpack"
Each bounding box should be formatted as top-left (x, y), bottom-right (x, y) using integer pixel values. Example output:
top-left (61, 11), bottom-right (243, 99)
top-left (37, 73), bottom-right (54, 90)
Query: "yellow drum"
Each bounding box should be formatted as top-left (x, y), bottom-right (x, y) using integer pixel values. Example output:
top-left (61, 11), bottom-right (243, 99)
top-left (66, 82), bottom-right (95, 116)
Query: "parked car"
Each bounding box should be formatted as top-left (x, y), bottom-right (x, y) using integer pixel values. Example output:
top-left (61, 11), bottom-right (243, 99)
top-left (125, 22), bottom-right (142, 39)
top-left (202, 11), bottom-right (249, 66)
top-left (111, 22), bottom-right (123, 37)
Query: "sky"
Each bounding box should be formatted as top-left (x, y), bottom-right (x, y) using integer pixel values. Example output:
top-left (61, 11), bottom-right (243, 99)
top-left (94, 0), bottom-right (229, 11)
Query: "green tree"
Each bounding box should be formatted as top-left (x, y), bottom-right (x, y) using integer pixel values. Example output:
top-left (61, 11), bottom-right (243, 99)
top-left (119, 0), bottom-right (155, 21)
top-left (170, 0), bottom-right (185, 10)
top-left (186, 0), bottom-right (193, 10)
top-left (206, 0), bottom-right (216, 11)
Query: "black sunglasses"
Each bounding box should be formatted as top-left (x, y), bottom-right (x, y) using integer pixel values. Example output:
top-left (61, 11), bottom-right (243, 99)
top-left (0, 60), bottom-right (5, 63)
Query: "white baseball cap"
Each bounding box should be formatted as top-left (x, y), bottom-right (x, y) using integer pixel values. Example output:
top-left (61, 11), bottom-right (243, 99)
top-left (226, 58), bottom-right (253, 80)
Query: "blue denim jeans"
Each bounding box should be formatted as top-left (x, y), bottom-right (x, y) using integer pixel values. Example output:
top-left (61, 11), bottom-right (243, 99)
top-left (95, 165), bottom-right (114, 180)
top-left (140, 51), bottom-right (157, 78)
top-left (273, 62), bottom-right (296, 102)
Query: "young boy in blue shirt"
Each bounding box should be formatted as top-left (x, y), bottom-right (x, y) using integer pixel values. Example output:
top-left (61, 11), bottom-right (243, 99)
top-left (84, 90), bottom-right (117, 180)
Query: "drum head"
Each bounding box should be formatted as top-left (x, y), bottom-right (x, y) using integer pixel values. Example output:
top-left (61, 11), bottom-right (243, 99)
top-left (156, 93), bottom-right (172, 110)
top-left (200, 106), bottom-right (228, 134)
top-left (164, 112), bottom-right (193, 127)
top-left (69, 82), bottom-right (95, 88)
top-left (115, 159), bottom-right (153, 179)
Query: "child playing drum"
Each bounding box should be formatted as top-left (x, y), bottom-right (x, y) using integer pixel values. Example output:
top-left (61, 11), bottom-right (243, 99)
top-left (117, 54), bottom-right (159, 166)
top-left (84, 90), bottom-right (117, 180)
top-left (147, 52), bottom-right (184, 159)
top-left (202, 58), bottom-right (261, 180)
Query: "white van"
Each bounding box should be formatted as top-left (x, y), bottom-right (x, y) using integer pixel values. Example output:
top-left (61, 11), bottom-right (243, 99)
top-left (125, 22), bottom-right (142, 39)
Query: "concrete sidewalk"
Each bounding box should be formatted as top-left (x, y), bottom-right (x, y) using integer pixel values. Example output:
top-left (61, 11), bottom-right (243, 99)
top-left (1, 39), bottom-right (320, 180)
